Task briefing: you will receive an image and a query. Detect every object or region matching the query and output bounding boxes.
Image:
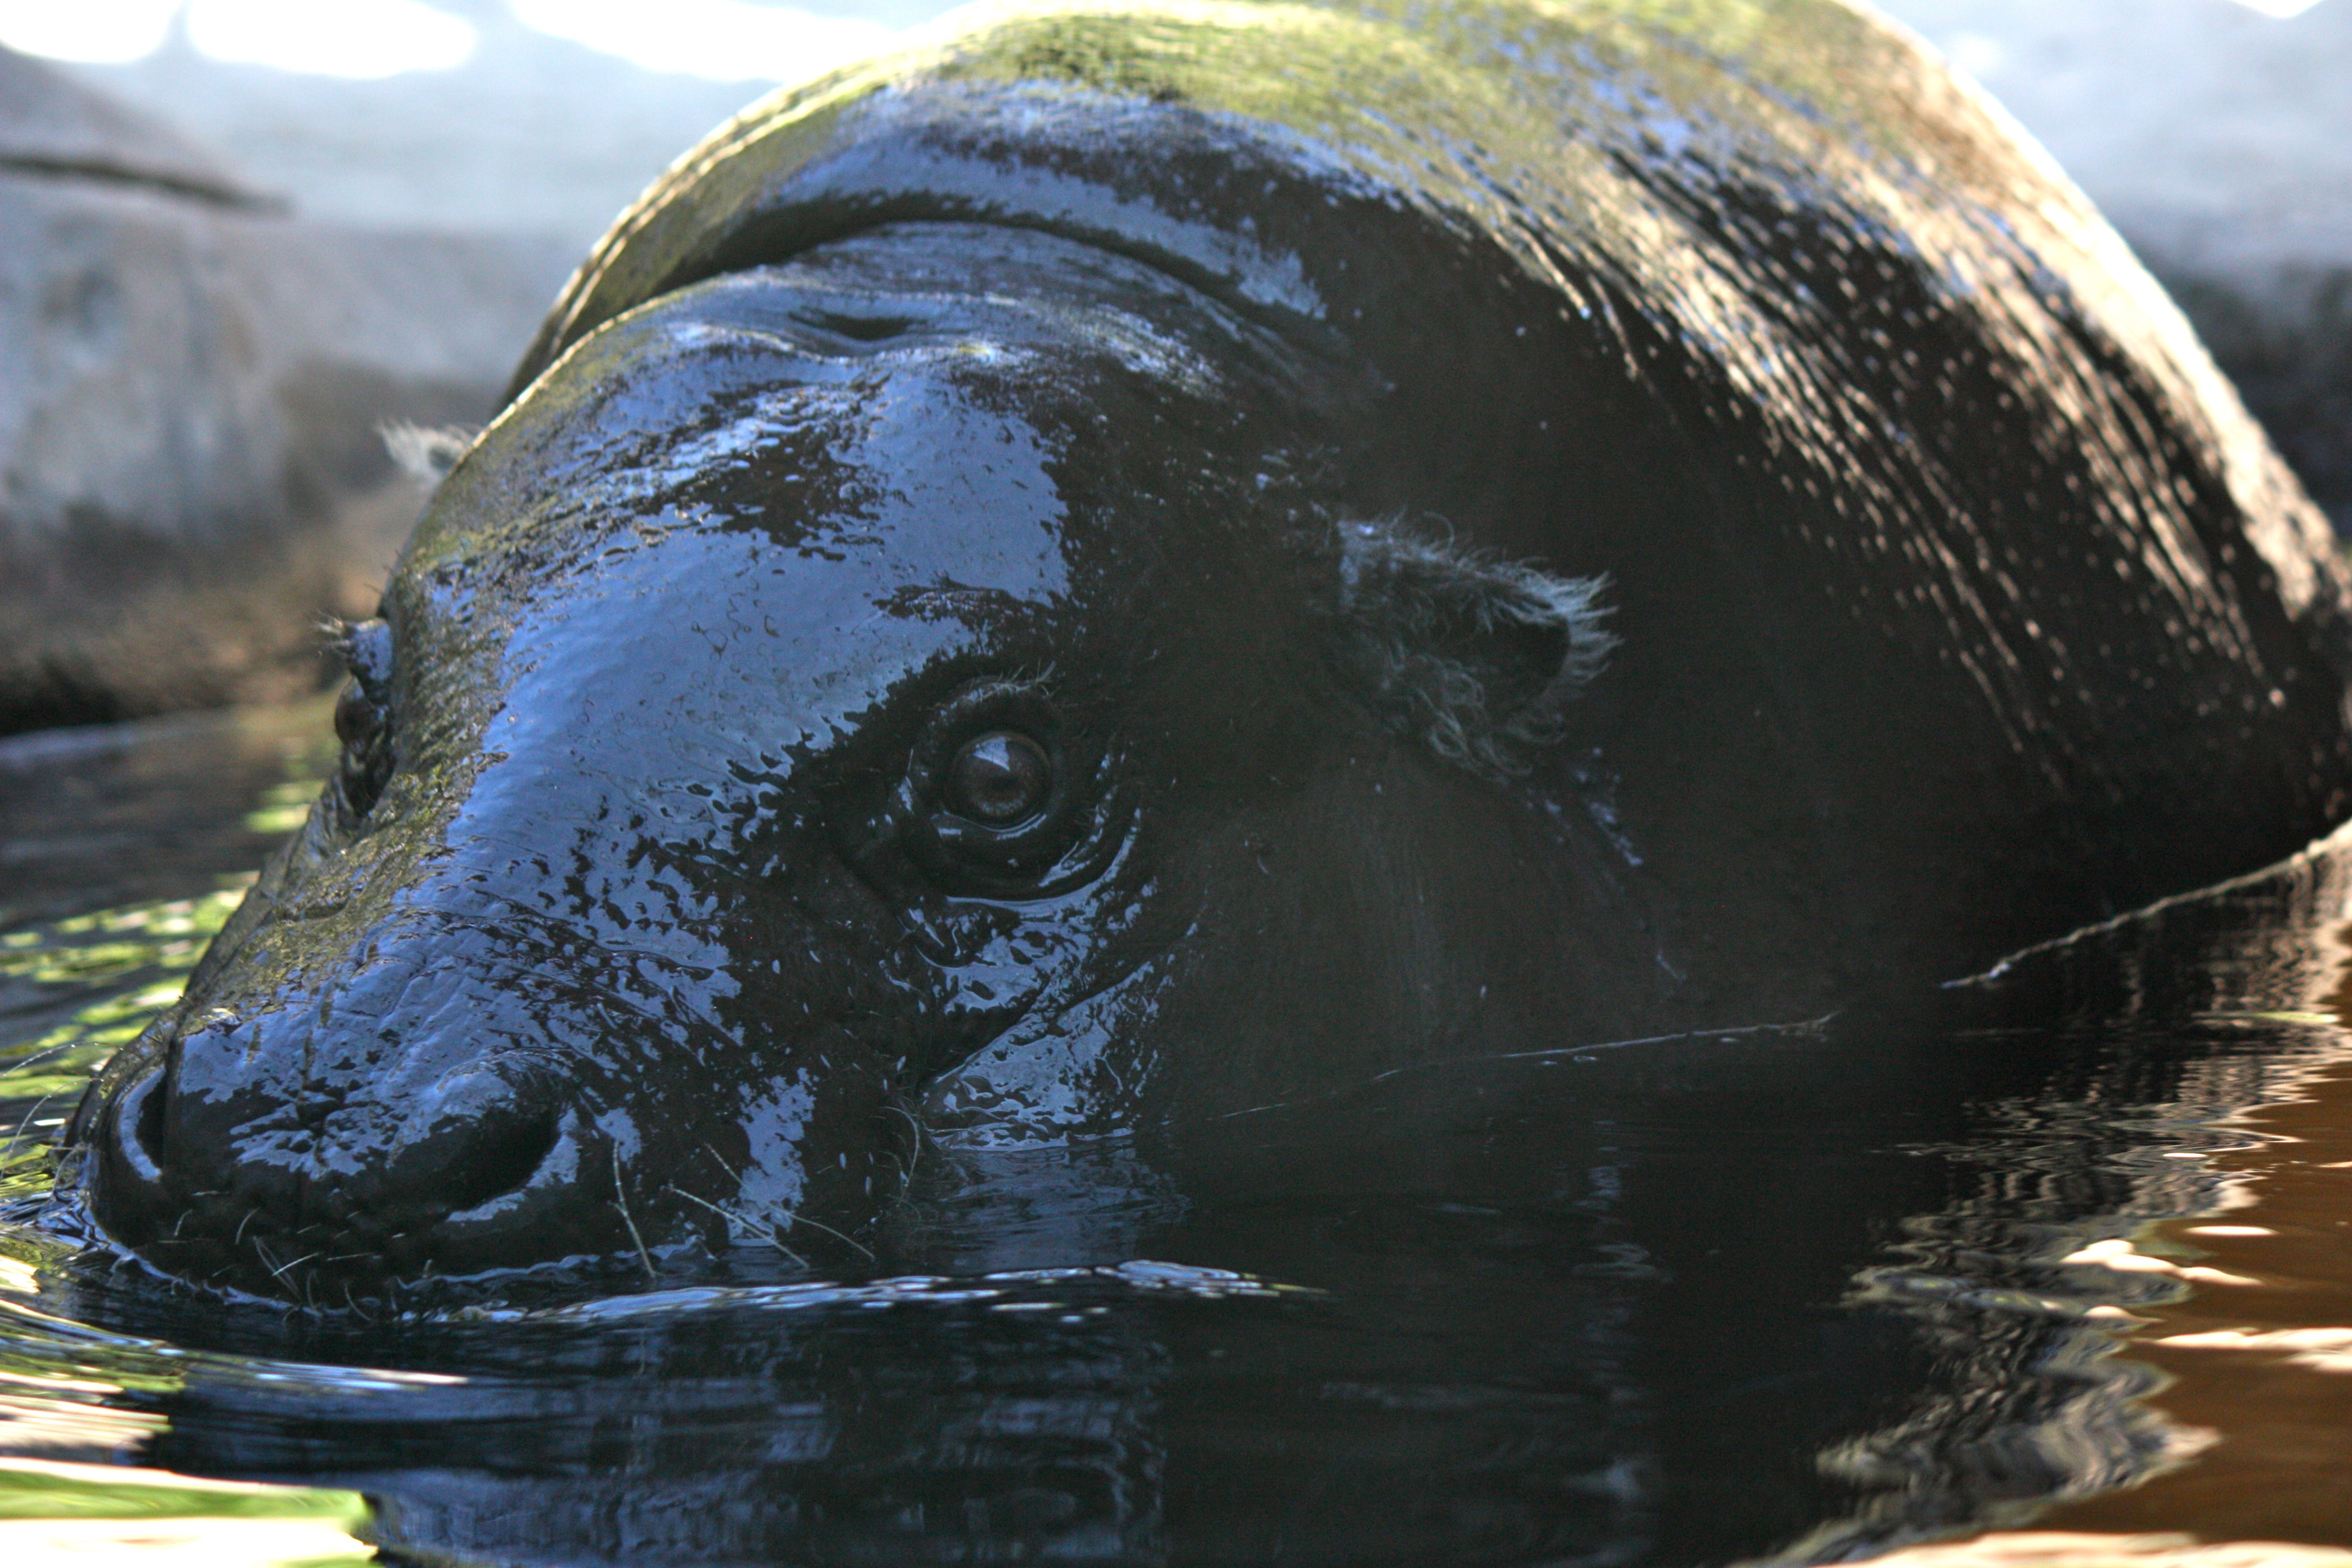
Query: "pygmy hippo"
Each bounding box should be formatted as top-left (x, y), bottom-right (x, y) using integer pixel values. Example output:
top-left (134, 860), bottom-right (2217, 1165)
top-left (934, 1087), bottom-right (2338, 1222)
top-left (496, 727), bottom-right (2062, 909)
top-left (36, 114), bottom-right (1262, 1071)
top-left (66, 0), bottom-right (2352, 1300)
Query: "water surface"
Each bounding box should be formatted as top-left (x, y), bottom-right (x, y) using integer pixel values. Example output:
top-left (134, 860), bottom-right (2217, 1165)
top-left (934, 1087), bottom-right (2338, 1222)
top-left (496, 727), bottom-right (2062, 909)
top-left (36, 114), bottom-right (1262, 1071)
top-left (2, 703), bottom-right (2350, 1566)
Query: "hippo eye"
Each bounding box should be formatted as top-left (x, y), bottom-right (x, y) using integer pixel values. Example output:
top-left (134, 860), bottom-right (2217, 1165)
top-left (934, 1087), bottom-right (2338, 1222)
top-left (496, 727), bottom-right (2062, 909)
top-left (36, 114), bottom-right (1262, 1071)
top-left (333, 680), bottom-right (381, 748)
top-left (868, 679), bottom-right (1115, 897)
top-left (329, 617), bottom-right (396, 821)
top-left (945, 731), bottom-right (1052, 826)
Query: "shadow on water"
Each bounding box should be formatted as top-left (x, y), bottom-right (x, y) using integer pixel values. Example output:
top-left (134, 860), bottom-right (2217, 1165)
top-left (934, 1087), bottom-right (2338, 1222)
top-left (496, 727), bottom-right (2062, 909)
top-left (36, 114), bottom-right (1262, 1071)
top-left (1, 701), bottom-right (2350, 1565)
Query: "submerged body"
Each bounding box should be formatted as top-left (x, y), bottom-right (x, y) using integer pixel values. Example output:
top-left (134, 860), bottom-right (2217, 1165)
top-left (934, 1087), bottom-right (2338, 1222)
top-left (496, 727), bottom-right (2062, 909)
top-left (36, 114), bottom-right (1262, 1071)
top-left (65, 0), bottom-right (2352, 1297)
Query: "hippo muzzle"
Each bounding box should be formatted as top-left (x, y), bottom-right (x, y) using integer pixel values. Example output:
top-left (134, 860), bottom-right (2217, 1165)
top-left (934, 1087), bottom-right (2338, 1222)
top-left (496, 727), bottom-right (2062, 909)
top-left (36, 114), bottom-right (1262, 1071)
top-left (91, 907), bottom-right (921, 1291)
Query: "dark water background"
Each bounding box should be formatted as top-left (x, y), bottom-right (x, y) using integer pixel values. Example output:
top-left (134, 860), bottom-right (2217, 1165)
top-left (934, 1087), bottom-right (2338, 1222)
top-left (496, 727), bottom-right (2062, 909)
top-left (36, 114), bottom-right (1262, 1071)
top-left (1, 701), bottom-right (2349, 1566)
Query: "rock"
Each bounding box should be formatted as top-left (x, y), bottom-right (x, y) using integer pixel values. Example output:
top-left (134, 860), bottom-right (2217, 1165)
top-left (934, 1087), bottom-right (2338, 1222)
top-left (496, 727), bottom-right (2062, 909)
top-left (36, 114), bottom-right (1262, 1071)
top-left (55, 7), bottom-right (787, 254)
top-left (0, 43), bottom-right (574, 736)
top-left (0, 38), bottom-right (258, 203)
top-left (1877, 0), bottom-right (2352, 530)
top-left (2155, 266), bottom-right (2352, 538)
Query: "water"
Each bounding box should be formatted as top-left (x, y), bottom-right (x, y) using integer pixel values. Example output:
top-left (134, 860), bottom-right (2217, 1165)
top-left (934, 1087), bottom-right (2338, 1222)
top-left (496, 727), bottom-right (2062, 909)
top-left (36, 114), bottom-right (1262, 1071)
top-left (2, 703), bottom-right (2351, 1566)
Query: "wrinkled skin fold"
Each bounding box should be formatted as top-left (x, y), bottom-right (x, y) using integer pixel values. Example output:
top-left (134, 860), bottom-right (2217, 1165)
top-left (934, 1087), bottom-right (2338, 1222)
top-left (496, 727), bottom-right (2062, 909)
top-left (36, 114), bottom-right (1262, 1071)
top-left (61, 0), bottom-right (2352, 1302)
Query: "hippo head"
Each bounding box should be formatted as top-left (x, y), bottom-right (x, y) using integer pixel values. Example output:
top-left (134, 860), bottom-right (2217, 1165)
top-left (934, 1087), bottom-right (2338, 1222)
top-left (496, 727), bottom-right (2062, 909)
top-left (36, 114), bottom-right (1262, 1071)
top-left (70, 224), bottom-right (1633, 1299)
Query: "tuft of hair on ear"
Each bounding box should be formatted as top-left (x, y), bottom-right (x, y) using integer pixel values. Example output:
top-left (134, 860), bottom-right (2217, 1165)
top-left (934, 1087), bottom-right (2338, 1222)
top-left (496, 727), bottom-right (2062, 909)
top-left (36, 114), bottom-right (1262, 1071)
top-left (380, 422), bottom-right (479, 488)
top-left (1332, 516), bottom-right (1616, 781)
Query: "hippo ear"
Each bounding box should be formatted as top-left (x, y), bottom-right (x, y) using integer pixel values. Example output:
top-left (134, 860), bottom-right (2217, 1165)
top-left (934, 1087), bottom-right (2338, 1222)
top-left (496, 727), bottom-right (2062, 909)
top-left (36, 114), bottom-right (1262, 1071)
top-left (381, 422), bottom-right (480, 489)
top-left (1332, 519), bottom-right (1616, 780)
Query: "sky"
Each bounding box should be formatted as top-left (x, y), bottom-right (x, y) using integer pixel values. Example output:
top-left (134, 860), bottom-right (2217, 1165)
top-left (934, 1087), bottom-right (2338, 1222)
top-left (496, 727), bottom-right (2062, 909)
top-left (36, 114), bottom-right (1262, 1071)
top-left (0, 0), bottom-right (2331, 80)
top-left (0, 0), bottom-right (905, 81)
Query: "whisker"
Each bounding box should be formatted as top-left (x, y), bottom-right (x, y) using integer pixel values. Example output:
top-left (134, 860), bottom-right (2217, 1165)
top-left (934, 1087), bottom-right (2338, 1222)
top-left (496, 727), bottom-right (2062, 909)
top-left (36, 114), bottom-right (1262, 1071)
top-left (774, 1209), bottom-right (874, 1262)
top-left (266, 1251), bottom-right (318, 1285)
top-left (611, 1168), bottom-right (656, 1282)
top-left (665, 1185), bottom-right (808, 1268)
top-left (0, 1092), bottom-right (62, 1167)
top-left (885, 1103), bottom-right (924, 1181)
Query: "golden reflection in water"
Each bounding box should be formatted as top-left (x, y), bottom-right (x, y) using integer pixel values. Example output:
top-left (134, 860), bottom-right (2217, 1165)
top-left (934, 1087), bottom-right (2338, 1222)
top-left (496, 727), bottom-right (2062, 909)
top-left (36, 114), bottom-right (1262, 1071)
top-left (0, 1389), bottom-right (161, 1461)
top-left (1866, 1532), bottom-right (2352, 1568)
top-left (2026, 1056), bottom-right (2352, 1544)
top-left (1987, 922), bottom-right (2352, 1548)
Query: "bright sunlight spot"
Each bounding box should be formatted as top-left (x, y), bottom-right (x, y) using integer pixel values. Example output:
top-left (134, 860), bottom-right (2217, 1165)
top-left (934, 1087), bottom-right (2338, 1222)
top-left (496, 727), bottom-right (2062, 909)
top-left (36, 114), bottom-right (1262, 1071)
top-left (0, 0), bottom-right (477, 75)
top-left (185, 0), bottom-right (476, 78)
top-left (0, 0), bottom-right (178, 64)
top-left (509, 0), bottom-right (898, 83)
top-left (2232, 0), bottom-right (2327, 13)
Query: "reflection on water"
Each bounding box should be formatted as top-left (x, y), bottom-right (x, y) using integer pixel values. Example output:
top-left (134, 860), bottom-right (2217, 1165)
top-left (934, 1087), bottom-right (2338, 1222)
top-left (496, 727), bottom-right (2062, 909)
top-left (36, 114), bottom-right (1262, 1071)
top-left (2, 703), bottom-right (2352, 1564)
top-left (0, 701), bottom-right (340, 1169)
top-left (0, 1456), bottom-right (371, 1566)
top-left (2037, 1053), bottom-right (2352, 1547)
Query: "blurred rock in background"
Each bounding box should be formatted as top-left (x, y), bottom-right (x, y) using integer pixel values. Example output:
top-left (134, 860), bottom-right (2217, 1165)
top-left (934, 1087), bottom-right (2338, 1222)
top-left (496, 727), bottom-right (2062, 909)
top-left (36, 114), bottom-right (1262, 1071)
top-left (0, 0), bottom-right (2343, 737)
top-left (41, 1), bottom-right (857, 252)
top-left (0, 0), bottom-right (926, 738)
top-left (0, 38), bottom-right (575, 736)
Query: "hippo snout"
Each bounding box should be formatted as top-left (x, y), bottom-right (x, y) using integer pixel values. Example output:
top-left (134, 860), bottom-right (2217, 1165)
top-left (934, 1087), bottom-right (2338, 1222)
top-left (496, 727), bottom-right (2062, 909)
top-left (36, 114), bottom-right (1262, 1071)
top-left (87, 1016), bottom-right (616, 1297)
top-left (75, 880), bottom-right (924, 1299)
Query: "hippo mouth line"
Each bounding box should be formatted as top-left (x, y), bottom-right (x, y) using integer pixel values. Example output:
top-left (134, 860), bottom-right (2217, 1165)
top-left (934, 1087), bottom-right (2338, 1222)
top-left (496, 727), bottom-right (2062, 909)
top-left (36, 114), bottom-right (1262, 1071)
top-left (77, 997), bottom-right (950, 1305)
top-left (83, 1064), bottom-right (598, 1300)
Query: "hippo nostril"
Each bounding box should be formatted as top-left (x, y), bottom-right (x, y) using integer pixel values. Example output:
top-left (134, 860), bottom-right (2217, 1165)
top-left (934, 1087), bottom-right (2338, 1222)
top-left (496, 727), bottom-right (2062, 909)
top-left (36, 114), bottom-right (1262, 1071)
top-left (83, 1065), bottom-right (182, 1249)
top-left (380, 1070), bottom-right (564, 1216)
top-left (104, 1066), bottom-right (170, 1192)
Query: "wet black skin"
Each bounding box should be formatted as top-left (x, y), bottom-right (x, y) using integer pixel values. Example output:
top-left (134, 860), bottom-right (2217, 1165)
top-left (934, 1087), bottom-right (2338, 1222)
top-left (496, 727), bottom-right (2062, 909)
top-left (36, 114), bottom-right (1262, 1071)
top-left (65, 0), bottom-right (2352, 1299)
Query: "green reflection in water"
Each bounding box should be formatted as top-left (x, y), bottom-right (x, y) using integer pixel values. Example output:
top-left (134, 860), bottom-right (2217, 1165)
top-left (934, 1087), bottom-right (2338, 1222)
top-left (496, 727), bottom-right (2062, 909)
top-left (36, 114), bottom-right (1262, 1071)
top-left (0, 1457), bottom-right (374, 1563)
top-left (0, 884), bottom-right (248, 1110)
top-left (245, 779), bottom-right (325, 838)
top-left (0, 706), bottom-right (363, 1557)
top-left (0, 1458), bottom-right (364, 1525)
top-left (0, 702), bottom-right (338, 1177)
